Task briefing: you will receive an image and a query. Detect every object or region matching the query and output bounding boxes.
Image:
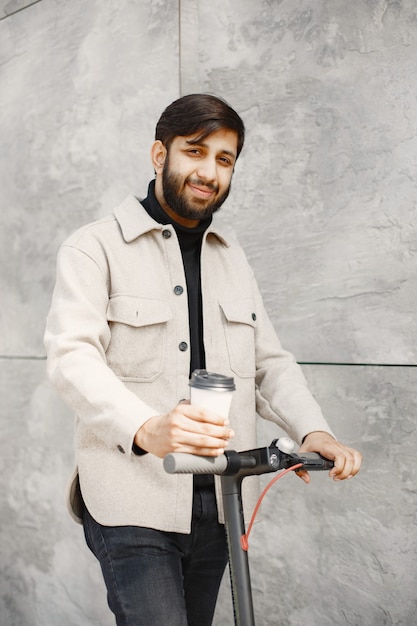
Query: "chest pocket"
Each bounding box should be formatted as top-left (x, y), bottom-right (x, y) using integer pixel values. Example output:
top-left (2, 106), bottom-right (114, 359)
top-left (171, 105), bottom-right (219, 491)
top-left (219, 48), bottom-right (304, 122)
top-left (219, 298), bottom-right (256, 379)
top-left (106, 295), bottom-right (172, 382)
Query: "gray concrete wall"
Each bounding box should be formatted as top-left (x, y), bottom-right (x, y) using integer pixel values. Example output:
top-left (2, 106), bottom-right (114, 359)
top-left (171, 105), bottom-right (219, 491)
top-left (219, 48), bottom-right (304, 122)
top-left (1, 0), bottom-right (416, 624)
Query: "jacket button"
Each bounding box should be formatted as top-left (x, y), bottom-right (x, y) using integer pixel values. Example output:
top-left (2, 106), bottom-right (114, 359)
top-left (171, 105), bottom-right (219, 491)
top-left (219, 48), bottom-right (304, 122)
top-left (162, 229), bottom-right (171, 238)
top-left (117, 445), bottom-right (125, 454)
top-left (174, 285), bottom-right (184, 295)
top-left (252, 313), bottom-right (257, 321)
top-left (178, 342), bottom-right (188, 352)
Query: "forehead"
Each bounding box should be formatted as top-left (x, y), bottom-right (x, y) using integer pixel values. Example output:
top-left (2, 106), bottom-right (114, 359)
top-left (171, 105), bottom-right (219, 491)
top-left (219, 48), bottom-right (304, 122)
top-left (174, 129), bottom-right (238, 156)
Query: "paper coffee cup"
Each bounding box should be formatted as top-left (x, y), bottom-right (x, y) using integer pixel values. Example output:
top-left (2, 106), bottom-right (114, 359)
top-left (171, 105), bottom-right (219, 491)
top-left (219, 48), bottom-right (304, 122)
top-left (189, 369), bottom-right (235, 418)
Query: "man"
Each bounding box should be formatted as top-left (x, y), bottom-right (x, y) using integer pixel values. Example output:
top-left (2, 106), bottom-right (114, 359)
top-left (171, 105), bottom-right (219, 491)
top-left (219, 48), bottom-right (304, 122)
top-left (44, 94), bottom-right (361, 626)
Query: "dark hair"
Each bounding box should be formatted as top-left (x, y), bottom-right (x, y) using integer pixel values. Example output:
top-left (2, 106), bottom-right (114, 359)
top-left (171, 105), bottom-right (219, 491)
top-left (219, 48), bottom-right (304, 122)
top-left (155, 93), bottom-right (245, 158)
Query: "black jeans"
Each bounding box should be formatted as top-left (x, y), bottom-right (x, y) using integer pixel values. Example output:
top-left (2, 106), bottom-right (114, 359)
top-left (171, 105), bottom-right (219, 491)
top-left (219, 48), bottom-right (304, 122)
top-left (82, 485), bottom-right (228, 626)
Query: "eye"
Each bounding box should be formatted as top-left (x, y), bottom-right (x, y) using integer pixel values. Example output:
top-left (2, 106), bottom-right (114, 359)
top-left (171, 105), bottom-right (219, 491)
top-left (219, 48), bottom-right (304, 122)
top-left (218, 156), bottom-right (233, 166)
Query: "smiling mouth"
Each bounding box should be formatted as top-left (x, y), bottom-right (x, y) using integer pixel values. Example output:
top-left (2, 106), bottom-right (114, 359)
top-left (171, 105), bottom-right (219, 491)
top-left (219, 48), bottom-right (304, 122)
top-left (187, 179), bottom-right (218, 199)
top-left (188, 185), bottom-right (213, 199)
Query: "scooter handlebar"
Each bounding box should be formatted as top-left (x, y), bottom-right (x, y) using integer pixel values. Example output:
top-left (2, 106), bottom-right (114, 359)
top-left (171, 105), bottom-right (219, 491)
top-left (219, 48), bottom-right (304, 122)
top-left (293, 451), bottom-right (334, 471)
top-left (163, 439), bottom-right (334, 476)
top-left (163, 452), bottom-right (229, 475)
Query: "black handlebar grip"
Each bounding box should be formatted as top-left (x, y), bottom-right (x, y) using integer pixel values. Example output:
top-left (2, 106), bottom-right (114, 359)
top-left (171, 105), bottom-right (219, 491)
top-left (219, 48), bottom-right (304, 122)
top-left (295, 451), bottom-right (334, 471)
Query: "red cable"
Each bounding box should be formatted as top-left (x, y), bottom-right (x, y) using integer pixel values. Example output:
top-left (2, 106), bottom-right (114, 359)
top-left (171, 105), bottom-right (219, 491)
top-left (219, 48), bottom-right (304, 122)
top-left (240, 463), bottom-right (303, 551)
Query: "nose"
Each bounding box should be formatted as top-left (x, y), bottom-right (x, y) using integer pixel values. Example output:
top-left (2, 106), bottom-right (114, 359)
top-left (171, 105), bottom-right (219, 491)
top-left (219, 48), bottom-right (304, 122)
top-left (196, 156), bottom-right (217, 183)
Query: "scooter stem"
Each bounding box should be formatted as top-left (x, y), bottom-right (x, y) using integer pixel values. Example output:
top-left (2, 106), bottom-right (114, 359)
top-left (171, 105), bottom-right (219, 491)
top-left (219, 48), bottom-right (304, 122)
top-left (221, 474), bottom-right (255, 626)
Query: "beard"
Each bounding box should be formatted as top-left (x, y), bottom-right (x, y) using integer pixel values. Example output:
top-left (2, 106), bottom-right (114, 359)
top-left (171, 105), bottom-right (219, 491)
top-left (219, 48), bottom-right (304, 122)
top-left (162, 159), bottom-right (231, 221)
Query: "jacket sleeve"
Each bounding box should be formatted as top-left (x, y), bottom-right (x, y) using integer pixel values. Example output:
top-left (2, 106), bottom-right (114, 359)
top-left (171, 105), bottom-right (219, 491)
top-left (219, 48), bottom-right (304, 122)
top-left (44, 242), bottom-right (158, 454)
top-left (251, 275), bottom-right (335, 444)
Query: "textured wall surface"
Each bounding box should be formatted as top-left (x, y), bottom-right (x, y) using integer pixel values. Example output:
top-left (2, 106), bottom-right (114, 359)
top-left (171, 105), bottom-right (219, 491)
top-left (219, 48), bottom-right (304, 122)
top-left (186, 0), bottom-right (417, 365)
top-left (1, 0), bottom-right (416, 624)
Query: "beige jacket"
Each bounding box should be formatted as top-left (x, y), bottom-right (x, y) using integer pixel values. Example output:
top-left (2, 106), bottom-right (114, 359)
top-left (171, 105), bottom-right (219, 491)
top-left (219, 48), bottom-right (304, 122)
top-left (44, 195), bottom-right (333, 533)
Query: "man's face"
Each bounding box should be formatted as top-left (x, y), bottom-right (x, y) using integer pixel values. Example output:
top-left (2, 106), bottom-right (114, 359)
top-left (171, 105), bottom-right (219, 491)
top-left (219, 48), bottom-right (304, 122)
top-left (156, 129), bottom-right (238, 227)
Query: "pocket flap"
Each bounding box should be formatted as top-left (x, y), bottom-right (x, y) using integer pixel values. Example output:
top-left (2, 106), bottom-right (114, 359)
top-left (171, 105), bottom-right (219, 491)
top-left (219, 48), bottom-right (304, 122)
top-left (107, 295), bottom-right (173, 328)
top-left (219, 298), bottom-right (256, 327)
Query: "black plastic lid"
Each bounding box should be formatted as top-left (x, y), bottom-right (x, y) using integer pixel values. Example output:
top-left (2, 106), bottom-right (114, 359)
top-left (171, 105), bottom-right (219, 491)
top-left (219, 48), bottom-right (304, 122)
top-left (189, 369), bottom-right (235, 391)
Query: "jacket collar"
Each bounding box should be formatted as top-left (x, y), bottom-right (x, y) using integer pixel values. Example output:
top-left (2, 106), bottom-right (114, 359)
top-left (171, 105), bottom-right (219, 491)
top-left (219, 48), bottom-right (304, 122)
top-left (113, 194), bottom-right (231, 247)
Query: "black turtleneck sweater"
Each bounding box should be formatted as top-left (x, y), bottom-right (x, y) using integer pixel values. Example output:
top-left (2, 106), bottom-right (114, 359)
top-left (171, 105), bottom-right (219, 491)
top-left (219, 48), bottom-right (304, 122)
top-left (140, 180), bottom-right (211, 376)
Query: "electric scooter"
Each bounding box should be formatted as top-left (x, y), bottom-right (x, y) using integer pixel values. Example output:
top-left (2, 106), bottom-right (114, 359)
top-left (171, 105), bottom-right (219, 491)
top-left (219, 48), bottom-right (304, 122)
top-left (164, 437), bottom-right (334, 626)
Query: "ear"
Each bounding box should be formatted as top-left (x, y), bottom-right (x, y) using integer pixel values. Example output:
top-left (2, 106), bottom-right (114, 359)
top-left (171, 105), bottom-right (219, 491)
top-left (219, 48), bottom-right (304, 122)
top-left (151, 140), bottom-right (167, 174)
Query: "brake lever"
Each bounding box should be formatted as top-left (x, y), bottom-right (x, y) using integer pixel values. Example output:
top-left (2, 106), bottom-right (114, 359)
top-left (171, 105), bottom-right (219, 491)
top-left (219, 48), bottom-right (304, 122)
top-left (271, 438), bottom-right (334, 471)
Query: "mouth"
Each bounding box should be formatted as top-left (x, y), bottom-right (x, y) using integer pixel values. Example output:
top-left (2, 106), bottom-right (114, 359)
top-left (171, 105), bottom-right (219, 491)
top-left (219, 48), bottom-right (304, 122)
top-left (187, 180), bottom-right (217, 200)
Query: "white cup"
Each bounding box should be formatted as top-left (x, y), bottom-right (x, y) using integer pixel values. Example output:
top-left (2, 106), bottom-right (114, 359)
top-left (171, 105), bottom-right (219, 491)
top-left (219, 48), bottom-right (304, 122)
top-left (189, 369), bottom-right (235, 418)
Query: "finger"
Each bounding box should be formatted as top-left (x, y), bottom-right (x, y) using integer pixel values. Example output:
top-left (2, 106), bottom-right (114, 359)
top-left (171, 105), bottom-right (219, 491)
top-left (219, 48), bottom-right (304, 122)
top-left (295, 469), bottom-right (310, 484)
top-left (329, 457), bottom-right (351, 480)
top-left (171, 442), bottom-right (229, 457)
top-left (169, 405), bottom-right (228, 433)
top-left (182, 403), bottom-right (230, 426)
top-left (171, 426), bottom-right (234, 452)
top-left (330, 447), bottom-right (358, 481)
top-left (347, 449), bottom-right (362, 478)
top-left (180, 419), bottom-right (235, 442)
top-left (341, 447), bottom-right (362, 478)
top-left (163, 410), bottom-right (234, 458)
top-left (174, 409), bottom-right (234, 440)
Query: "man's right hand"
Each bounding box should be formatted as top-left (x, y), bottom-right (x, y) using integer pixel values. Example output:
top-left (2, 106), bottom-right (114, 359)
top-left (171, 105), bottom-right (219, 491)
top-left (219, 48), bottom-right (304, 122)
top-left (133, 401), bottom-right (235, 458)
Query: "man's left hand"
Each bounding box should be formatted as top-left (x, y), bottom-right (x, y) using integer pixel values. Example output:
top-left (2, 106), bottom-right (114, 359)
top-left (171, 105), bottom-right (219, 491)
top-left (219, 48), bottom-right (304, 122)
top-left (296, 431), bottom-right (362, 484)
